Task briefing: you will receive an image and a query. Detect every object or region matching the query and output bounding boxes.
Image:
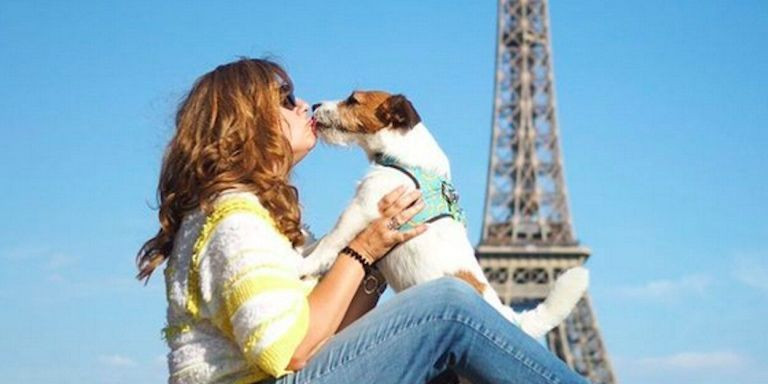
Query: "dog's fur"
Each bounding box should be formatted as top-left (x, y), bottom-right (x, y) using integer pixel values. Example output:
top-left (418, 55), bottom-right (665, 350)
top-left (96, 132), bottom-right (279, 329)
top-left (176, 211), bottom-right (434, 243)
top-left (301, 90), bottom-right (588, 338)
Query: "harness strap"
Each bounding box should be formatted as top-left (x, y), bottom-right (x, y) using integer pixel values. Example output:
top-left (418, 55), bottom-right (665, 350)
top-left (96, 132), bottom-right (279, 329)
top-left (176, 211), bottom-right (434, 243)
top-left (374, 154), bottom-right (466, 230)
top-left (378, 162), bottom-right (421, 189)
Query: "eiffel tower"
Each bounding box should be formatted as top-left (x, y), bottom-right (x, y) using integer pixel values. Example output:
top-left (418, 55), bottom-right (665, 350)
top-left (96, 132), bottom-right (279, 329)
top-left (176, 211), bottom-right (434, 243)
top-left (475, 0), bottom-right (618, 383)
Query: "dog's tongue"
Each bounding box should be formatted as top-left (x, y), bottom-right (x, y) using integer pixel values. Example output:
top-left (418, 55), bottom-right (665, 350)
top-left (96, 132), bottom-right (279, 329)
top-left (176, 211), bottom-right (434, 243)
top-left (310, 117), bottom-right (318, 134)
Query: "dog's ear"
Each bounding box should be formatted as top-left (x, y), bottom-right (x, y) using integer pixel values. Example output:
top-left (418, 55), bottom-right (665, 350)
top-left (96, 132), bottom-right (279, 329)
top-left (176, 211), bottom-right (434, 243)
top-left (375, 94), bottom-right (421, 130)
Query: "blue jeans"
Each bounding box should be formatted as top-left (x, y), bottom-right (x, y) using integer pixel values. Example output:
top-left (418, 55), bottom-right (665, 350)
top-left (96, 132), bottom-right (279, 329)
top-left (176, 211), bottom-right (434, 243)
top-left (258, 277), bottom-right (589, 384)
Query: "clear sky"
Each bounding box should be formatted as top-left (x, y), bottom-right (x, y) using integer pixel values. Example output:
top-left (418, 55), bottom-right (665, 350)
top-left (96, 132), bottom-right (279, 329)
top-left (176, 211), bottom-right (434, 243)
top-left (1, 1), bottom-right (766, 383)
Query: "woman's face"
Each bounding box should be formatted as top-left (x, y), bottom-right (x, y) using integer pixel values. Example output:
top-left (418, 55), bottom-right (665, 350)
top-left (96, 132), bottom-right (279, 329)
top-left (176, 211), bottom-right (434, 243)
top-left (280, 96), bottom-right (317, 166)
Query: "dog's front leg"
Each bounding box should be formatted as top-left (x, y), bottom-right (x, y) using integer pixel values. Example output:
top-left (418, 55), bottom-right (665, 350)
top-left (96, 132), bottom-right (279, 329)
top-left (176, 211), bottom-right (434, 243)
top-left (300, 197), bottom-right (379, 277)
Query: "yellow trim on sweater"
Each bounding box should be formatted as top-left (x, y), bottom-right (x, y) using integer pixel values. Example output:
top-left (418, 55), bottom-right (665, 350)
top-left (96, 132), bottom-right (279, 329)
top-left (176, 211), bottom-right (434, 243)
top-left (223, 275), bottom-right (304, 316)
top-left (221, 259), bottom-right (296, 293)
top-left (186, 197), bottom-right (283, 318)
top-left (245, 299), bottom-right (310, 378)
top-left (212, 259), bottom-right (297, 340)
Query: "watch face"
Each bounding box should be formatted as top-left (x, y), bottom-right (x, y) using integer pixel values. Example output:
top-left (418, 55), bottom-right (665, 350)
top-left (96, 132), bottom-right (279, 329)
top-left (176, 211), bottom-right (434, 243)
top-left (362, 274), bottom-right (383, 295)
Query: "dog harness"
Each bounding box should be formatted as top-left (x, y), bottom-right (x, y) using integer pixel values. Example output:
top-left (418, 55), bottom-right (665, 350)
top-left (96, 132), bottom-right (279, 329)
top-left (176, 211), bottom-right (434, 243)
top-left (375, 154), bottom-right (467, 231)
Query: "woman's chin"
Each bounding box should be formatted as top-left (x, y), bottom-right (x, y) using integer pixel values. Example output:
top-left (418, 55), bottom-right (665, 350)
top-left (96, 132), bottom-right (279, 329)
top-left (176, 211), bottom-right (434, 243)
top-left (292, 145), bottom-right (316, 166)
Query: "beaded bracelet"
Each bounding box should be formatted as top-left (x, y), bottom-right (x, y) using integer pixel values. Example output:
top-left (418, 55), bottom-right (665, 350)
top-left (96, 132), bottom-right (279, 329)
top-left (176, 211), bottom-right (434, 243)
top-left (340, 246), bottom-right (372, 271)
top-left (341, 246), bottom-right (387, 295)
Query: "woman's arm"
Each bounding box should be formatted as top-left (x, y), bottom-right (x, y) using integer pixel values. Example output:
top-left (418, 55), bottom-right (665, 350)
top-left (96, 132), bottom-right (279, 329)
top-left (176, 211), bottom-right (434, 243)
top-left (288, 251), bottom-right (367, 370)
top-left (288, 187), bottom-right (426, 370)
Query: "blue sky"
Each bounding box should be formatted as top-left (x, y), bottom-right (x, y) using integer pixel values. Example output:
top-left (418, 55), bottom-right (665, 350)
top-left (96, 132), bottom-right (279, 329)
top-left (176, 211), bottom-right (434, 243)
top-left (1, 1), bottom-right (766, 383)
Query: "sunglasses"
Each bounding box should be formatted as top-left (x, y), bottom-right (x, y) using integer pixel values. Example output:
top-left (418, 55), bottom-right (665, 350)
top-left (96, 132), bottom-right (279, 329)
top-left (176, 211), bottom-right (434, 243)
top-left (280, 84), bottom-right (297, 110)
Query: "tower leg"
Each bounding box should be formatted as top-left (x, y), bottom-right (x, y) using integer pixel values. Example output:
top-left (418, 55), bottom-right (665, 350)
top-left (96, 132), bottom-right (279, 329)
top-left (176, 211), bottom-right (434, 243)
top-left (546, 295), bottom-right (618, 384)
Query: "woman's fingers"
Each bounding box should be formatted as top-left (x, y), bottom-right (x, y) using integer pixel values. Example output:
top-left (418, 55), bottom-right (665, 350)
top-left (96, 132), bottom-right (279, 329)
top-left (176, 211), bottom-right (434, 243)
top-left (378, 185), bottom-right (407, 214)
top-left (393, 197), bottom-right (425, 224)
top-left (382, 189), bottom-right (421, 218)
top-left (398, 224), bottom-right (428, 243)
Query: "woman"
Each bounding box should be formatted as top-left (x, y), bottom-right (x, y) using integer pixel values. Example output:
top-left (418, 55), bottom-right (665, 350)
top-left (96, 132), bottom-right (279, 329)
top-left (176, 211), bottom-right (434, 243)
top-left (137, 58), bottom-right (588, 384)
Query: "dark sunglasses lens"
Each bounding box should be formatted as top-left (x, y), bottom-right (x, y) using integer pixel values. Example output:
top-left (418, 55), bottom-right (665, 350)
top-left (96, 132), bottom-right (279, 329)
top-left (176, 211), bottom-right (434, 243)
top-left (282, 93), bottom-right (297, 109)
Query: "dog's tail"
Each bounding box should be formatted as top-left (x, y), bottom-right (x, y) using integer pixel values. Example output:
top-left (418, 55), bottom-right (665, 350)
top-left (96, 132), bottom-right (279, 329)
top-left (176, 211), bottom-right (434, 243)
top-left (494, 267), bottom-right (589, 339)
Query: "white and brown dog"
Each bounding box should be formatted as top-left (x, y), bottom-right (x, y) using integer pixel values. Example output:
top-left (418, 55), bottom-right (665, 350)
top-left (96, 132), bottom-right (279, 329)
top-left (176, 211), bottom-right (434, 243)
top-left (301, 90), bottom-right (588, 338)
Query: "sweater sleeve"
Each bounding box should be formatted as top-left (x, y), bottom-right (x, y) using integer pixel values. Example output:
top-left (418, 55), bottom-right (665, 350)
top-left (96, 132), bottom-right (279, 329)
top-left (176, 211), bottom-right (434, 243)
top-left (198, 212), bottom-right (310, 378)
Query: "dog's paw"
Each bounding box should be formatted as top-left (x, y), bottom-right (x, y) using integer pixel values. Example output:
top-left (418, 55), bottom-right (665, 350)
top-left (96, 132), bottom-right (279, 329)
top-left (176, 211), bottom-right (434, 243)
top-left (299, 248), bottom-right (336, 277)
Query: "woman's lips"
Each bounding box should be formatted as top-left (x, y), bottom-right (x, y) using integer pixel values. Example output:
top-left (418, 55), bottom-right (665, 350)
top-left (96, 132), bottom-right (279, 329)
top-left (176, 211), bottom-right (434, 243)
top-left (310, 117), bottom-right (318, 136)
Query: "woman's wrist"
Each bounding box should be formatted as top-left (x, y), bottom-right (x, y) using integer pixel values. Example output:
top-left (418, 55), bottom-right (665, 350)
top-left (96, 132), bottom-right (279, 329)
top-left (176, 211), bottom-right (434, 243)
top-left (340, 245), bottom-right (387, 296)
top-left (347, 239), bottom-right (377, 264)
top-left (340, 246), bottom-right (374, 273)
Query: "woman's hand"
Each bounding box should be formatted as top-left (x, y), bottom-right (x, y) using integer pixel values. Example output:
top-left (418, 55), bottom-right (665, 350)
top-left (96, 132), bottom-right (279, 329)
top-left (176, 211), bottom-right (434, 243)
top-left (348, 186), bottom-right (428, 263)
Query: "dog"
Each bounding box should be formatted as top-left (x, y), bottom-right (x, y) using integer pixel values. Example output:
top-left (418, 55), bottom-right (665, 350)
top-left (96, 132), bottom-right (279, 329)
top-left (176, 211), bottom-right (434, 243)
top-left (300, 90), bottom-right (588, 338)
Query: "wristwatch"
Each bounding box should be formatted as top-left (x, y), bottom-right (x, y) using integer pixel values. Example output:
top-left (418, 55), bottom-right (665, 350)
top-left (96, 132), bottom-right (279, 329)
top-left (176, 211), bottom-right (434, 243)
top-left (362, 266), bottom-right (388, 296)
top-left (341, 246), bottom-right (388, 296)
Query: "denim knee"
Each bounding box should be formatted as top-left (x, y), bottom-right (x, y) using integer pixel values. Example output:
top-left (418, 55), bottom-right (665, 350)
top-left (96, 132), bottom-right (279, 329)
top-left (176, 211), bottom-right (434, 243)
top-left (425, 276), bottom-right (486, 313)
top-left (431, 275), bottom-right (479, 294)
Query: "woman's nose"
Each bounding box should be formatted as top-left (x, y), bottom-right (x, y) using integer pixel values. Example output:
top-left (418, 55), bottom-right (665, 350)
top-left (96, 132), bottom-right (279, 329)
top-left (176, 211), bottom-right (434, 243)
top-left (312, 103), bottom-right (321, 112)
top-left (296, 99), bottom-right (309, 114)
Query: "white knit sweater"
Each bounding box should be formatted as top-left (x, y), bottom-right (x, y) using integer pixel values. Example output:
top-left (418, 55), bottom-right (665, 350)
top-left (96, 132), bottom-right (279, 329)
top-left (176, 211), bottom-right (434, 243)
top-left (162, 192), bottom-right (315, 384)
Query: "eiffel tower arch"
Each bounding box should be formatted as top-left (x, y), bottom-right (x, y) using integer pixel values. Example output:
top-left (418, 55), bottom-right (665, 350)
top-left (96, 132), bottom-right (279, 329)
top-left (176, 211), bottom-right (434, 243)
top-left (474, 0), bottom-right (618, 383)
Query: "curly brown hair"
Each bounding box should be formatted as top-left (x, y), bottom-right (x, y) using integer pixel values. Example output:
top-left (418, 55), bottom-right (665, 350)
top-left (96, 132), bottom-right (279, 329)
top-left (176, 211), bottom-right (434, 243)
top-left (136, 58), bottom-right (305, 282)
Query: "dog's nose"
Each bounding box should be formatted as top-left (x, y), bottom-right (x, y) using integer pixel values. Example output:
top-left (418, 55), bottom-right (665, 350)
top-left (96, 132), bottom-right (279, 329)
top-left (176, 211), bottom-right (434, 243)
top-left (312, 103), bottom-right (321, 112)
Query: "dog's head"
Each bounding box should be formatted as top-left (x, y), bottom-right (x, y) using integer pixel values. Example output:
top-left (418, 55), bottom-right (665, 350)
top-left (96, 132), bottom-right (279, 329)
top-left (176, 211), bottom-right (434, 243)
top-left (312, 90), bottom-right (421, 150)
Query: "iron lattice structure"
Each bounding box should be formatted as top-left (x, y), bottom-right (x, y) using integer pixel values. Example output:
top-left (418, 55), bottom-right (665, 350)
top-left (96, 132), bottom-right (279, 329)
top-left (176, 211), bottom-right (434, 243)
top-left (475, 1), bottom-right (618, 383)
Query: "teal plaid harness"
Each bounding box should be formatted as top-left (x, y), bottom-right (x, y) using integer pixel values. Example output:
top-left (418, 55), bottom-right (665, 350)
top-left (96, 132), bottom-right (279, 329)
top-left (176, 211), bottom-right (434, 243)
top-left (375, 154), bottom-right (467, 231)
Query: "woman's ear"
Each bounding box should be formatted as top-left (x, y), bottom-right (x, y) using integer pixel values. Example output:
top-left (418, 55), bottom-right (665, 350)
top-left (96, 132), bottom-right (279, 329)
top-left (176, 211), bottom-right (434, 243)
top-left (375, 94), bottom-right (422, 129)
